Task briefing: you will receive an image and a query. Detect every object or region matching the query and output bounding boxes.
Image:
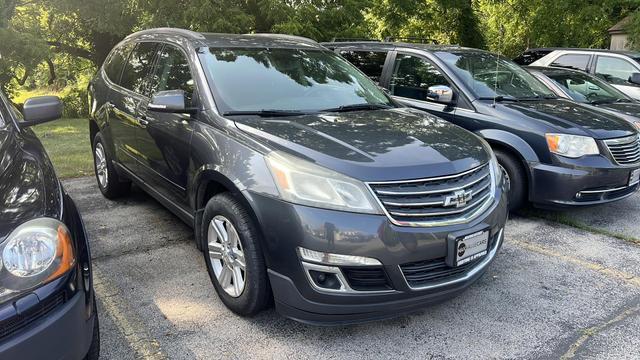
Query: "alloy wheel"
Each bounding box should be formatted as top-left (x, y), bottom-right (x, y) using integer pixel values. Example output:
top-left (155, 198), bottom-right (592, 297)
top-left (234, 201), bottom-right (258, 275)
top-left (499, 164), bottom-right (511, 192)
top-left (207, 215), bottom-right (246, 298)
top-left (95, 143), bottom-right (108, 189)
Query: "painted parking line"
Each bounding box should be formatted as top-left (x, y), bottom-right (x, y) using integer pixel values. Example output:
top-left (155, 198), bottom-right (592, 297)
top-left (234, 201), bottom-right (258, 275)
top-left (93, 265), bottom-right (168, 360)
top-left (511, 239), bottom-right (640, 288)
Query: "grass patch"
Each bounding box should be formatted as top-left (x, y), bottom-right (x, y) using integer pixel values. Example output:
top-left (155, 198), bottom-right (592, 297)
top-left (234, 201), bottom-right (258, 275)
top-left (32, 118), bottom-right (94, 179)
top-left (521, 208), bottom-right (640, 245)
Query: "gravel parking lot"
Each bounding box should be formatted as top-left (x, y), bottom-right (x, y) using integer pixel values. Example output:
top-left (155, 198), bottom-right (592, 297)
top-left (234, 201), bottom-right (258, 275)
top-left (63, 177), bottom-right (640, 360)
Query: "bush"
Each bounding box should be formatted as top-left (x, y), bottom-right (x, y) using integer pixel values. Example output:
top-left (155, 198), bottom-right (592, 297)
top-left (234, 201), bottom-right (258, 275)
top-left (60, 86), bottom-right (88, 118)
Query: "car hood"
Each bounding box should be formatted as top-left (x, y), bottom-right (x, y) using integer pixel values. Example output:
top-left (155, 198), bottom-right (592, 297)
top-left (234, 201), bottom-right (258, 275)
top-left (0, 128), bottom-right (62, 239)
top-left (489, 98), bottom-right (636, 139)
top-left (234, 108), bottom-right (489, 181)
top-left (597, 102), bottom-right (640, 118)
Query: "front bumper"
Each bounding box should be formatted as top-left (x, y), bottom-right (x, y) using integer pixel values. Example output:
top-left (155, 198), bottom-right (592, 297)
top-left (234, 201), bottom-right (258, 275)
top-left (529, 154), bottom-right (640, 207)
top-left (247, 185), bottom-right (508, 325)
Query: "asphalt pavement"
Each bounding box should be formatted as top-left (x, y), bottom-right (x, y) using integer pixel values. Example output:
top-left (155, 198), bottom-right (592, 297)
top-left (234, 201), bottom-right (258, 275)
top-left (62, 177), bottom-right (640, 360)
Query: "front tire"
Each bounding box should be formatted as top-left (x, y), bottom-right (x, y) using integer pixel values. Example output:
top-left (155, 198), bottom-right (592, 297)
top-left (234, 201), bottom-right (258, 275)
top-left (92, 133), bottom-right (130, 199)
top-left (494, 149), bottom-right (527, 211)
top-left (201, 193), bottom-right (271, 316)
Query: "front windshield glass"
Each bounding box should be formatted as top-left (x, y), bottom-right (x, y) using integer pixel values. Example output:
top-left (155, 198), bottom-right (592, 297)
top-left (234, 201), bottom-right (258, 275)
top-left (545, 71), bottom-right (630, 104)
top-left (201, 47), bottom-right (394, 113)
top-left (436, 51), bottom-right (555, 99)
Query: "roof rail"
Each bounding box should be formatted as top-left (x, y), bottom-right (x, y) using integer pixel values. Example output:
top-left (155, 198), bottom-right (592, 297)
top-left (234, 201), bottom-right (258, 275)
top-left (330, 37), bottom-right (381, 42)
top-left (385, 36), bottom-right (438, 44)
top-left (251, 33), bottom-right (318, 44)
top-left (127, 27), bottom-right (206, 40)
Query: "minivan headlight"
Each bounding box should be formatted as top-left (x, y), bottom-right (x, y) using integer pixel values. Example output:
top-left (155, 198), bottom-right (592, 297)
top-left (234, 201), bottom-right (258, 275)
top-left (545, 133), bottom-right (600, 158)
top-left (265, 151), bottom-right (383, 214)
top-left (0, 218), bottom-right (76, 302)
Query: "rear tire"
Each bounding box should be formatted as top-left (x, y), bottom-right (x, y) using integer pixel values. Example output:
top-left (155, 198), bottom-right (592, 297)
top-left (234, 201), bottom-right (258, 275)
top-left (494, 148), bottom-right (527, 211)
top-left (92, 133), bottom-right (130, 199)
top-left (201, 193), bottom-right (271, 316)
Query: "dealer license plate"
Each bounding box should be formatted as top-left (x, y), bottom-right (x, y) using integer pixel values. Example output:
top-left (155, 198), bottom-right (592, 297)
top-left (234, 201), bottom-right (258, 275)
top-left (455, 231), bottom-right (489, 266)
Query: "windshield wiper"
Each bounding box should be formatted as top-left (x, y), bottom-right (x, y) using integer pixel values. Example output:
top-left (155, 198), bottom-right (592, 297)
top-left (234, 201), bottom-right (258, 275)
top-left (517, 94), bottom-right (558, 101)
top-left (321, 103), bottom-right (393, 113)
top-left (223, 109), bottom-right (308, 117)
top-left (477, 95), bottom-right (519, 102)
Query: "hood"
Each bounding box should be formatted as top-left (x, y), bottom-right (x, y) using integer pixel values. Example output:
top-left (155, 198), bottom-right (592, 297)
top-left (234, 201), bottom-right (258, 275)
top-left (234, 108), bottom-right (489, 181)
top-left (597, 102), bottom-right (640, 118)
top-left (0, 128), bottom-right (62, 239)
top-left (486, 98), bottom-right (636, 139)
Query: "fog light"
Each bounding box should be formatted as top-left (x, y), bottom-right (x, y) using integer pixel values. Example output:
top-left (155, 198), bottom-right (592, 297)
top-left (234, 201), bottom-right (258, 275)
top-left (297, 247), bottom-right (382, 266)
top-left (308, 270), bottom-right (341, 290)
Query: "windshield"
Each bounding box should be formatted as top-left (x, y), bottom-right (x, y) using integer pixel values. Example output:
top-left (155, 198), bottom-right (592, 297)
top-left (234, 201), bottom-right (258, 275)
top-left (200, 47), bottom-right (394, 114)
top-left (545, 71), bottom-right (631, 104)
top-left (436, 51), bottom-right (555, 99)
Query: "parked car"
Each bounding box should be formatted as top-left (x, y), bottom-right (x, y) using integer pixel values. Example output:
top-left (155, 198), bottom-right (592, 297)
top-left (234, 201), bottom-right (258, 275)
top-left (526, 48), bottom-right (640, 100)
top-left (88, 28), bottom-right (508, 325)
top-left (526, 65), bottom-right (640, 131)
top-left (323, 41), bottom-right (640, 210)
top-left (0, 93), bottom-right (99, 359)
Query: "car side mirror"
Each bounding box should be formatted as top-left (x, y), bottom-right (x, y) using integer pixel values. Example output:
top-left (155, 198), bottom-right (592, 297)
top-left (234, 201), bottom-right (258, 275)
top-left (20, 96), bottom-right (63, 127)
top-left (148, 90), bottom-right (197, 114)
top-left (629, 73), bottom-right (640, 85)
top-left (426, 85), bottom-right (454, 104)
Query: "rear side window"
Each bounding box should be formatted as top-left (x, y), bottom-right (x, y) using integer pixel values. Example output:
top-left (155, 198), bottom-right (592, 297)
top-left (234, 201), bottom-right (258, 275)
top-left (339, 50), bottom-right (387, 82)
top-left (120, 42), bottom-right (160, 95)
top-left (104, 43), bottom-right (134, 84)
top-left (595, 56), bottom-right (638, 86)
top-left (149, 45), bottom-right (194, 104)
top-left (551, 54), bottom-right (590, 71)
top-left (390, 54), bottom-right (449, 101)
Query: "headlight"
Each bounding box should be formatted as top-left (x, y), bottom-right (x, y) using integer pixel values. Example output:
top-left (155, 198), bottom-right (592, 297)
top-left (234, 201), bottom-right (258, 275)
top-left (545, 133), bottom-right (600, 158)
top-left (633, 121), bottom-right (640, 132)
top-left (0, 218), bottom-right (76, 302)
top-left (489, 150), bottom-right (503, 184)
top-left (265, 151), bottom-right (382, 214)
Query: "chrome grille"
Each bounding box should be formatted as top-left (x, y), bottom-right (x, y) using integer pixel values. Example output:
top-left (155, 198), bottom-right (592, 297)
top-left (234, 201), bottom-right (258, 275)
top-left (605, 135), bottom-right (640, 165)
top-left (368, 163), bottom-right (494, 227)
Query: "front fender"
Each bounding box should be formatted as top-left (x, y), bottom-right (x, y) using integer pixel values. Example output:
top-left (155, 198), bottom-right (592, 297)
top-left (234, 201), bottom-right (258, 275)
top-left (475, 128), bottom-right (540, 163)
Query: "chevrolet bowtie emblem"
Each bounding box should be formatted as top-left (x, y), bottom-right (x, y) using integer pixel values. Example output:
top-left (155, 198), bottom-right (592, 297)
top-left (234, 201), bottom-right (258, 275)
top-left (444, 189), bottom-right (473, 208)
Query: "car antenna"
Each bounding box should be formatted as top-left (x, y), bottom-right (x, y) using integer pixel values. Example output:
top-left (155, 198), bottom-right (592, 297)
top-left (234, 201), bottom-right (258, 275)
top-left (493, 25), bottom-right (505, 108)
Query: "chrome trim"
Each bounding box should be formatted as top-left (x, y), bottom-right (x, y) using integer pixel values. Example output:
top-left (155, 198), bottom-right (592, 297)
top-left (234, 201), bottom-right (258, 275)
top-left (578, 182), bottom-right (639, 195)
top-left (301, 262), bottom-right (394, 294)
top-left (370, 163), bottom-right (486, 184)
top-left (366, 163), bottom-right (496, 228)
top-left (388, 193), bottom-right (490, 217)
top-left (375, 172), bottom-right (490, 196)
top-left (400, 229), bottom-right (503, 291)
top-left (604, 134), bottom-right (640, 166)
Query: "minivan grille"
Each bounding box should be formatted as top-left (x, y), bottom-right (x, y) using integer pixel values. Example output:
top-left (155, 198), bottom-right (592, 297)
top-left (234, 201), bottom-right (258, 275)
top-left (368, 163), bottom-right (494, 226)
top-left (605, 135), bottom-right (640, 165)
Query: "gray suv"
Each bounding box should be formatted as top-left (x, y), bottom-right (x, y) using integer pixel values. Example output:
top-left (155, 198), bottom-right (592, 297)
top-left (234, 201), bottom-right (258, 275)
top-left (88, 28), bottom-right (508, 324)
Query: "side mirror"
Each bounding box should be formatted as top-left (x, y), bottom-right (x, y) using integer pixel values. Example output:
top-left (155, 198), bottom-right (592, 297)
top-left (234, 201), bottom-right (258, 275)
top-left (21, 96), bottom-right (63, 127)
top-left (629, 73), bottom-right (640, 85)
top-left (148, 90), bottom-right (196, 114)
top-left (426, 85), bottom-right (454, 104)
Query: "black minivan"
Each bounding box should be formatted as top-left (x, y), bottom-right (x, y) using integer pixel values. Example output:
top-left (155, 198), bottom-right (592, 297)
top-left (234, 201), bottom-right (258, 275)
top-left (0, 93), bottom-right (99, 359)
top-left (88, 28), bottom-right (508, 325)
top-left (324, 41), bottom-right (640, 210)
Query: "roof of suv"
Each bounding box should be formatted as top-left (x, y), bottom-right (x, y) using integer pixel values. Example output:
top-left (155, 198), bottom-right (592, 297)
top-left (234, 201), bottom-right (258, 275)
top-left (524, 47), bottom-right (640, 57)
top-left (323, 41), bottom-right (477, 53)
top-left (126, 27), bottom-right (323, 49)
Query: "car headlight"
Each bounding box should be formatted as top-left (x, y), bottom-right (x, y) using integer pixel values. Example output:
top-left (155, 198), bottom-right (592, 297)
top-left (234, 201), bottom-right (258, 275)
top-left (489, 151), bottom-right (503, 185)
top-left (265, 151), bottom-right (383, 214)
top-left (0, 218), bottom-right (76, 302)
top-left (545, 133), bottom-right (600, 158)
top-left (633, 121), bottom-right (640, 132)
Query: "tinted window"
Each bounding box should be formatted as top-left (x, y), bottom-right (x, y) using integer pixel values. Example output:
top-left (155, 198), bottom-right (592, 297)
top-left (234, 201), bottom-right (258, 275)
top-left (201, 48), bottom-right (393, 113)
top-left (339, 51), bottom-right (387, 82)
top-left (513, 50), bottom-right (552, 65)
top-left (390, 54), bottom-right (449, 101)
top-left (120, 42), bottom-right (159, 94)
top-left (595, 56), bottom-right (639, 86)
top-left (104, 43), bottom-right (134, 84)
top-left (546, 71), bottom-right (627, 104)
top-left (149, 45), bottom-right (194, 104)
top-left (437, 51), bottom-right (554, 99)
top-left (551, 54), bottom-right (590, 71)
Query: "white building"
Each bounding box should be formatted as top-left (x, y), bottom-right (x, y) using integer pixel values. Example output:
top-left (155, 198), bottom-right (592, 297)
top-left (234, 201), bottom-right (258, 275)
top-left (609, 16), bottom-right (631, 51)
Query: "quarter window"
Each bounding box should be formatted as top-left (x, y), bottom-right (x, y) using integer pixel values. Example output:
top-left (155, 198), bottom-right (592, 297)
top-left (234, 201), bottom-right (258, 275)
top-left (104, 42), bottom-right (135, 84)
top-left (390, 54), bottom-right (449, 101)
top-left (120, 42), bottom-right (160, 95)
top-left (551, 54), bottom-right (590, 71)
top-left (149, 45), bottom-right (194, 104)
top-left (595, 56), bottom-right (639, 86)
top-left (339, 51), bottom-right (387, 82)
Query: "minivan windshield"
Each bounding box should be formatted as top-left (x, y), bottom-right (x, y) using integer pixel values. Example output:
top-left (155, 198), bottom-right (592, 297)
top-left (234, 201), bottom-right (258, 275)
top-left (200, 47), bottom-right (394, 114)
top-left (436, 51), bottom-right (556, 100)
top-left (544, 70), bottom-right (631, 104)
